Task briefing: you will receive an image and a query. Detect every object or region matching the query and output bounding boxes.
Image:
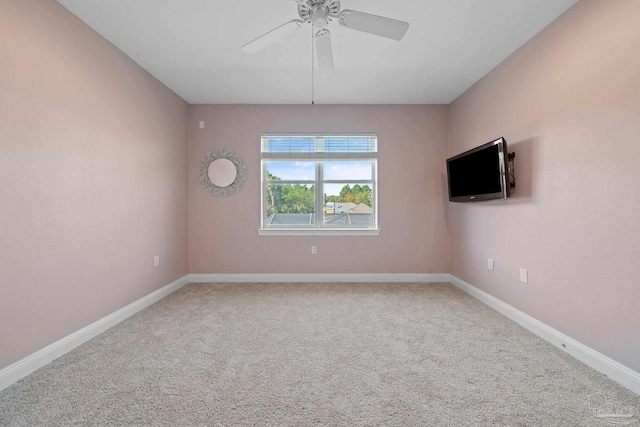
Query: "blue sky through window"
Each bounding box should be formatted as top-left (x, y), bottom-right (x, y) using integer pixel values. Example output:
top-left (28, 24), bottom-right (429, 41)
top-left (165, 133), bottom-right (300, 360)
top-left (266, 161), bottom-right (315, 181)
top-left (266, 160), bottom-right (373, 196)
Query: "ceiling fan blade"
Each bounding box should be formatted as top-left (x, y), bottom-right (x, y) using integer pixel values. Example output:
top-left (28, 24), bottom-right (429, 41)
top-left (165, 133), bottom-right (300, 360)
top-left (339, 10), bottom-right (409, 41)
top-left (315, 29), bottom-right (334, 73)
top-left (242, 20), bottom-right (304, 54)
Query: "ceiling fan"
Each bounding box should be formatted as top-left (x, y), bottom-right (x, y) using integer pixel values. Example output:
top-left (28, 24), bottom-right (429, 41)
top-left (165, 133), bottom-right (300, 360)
top-left (242, 0), bottom-right (410, 72)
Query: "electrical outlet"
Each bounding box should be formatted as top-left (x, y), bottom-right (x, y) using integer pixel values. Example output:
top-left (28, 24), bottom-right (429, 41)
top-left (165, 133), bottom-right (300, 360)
top-left (519, 268), bottom-right (528, 283)
top-left (311, 246), bottom-right (317, 255)
top-left (199, 120), bottom-right (205, 129)
top-left (154, 256), bottom-right (160, 267)
top-left (488, 258), bottom-right (494, 270)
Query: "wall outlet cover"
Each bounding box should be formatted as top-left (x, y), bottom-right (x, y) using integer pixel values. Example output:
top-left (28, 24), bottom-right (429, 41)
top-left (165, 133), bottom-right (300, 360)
top-left (520, 268), bottom-right (528, 283)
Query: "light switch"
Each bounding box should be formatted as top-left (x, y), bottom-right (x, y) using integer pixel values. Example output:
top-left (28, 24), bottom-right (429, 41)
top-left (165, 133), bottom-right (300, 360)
top-left (519, 268), bottom-right (528, 283)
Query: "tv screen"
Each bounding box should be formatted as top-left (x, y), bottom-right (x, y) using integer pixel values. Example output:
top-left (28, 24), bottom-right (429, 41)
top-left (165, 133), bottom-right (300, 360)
top-left (447, 137), bottom-right (510, 202)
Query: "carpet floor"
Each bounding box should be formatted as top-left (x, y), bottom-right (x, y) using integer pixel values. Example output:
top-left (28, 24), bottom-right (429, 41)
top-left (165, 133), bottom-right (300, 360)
top-left (0, 282), bottom-right (638, 426)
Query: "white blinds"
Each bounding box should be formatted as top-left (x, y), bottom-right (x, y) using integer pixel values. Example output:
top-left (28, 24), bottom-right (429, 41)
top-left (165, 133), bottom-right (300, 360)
top-left (261, 134), bottom-right (378, 160)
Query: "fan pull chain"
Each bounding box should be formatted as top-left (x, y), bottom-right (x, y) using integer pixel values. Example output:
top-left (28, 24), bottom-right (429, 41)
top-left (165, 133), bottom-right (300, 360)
top-left (311, 24), bottom-right (315, 105)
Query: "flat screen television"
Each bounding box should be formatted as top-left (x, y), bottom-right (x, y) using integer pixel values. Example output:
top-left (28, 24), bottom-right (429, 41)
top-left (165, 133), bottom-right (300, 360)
top-left (446, 137), bottom-right (511, 202)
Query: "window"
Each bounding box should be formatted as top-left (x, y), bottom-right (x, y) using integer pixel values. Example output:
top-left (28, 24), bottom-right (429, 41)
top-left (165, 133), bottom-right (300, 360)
top-left (260, 134), bottom-right (379, 236)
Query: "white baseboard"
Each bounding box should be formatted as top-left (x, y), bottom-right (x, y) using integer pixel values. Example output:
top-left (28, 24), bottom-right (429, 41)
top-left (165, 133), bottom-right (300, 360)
top-left (449, 274), bottom-right (640, 395)
top-left (188, 273), bottom-right (451, 283)
top-left (0, 275), bottom-right (190, 392)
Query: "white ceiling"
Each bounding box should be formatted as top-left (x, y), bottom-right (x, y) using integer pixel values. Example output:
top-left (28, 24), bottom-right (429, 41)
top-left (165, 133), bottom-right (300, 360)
top-left (56, 0), bottom-right (578, 104)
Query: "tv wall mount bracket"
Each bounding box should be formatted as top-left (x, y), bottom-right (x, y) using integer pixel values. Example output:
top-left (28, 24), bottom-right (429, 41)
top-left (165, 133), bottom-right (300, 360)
top-left (507, 152), bottom-right (516, 189)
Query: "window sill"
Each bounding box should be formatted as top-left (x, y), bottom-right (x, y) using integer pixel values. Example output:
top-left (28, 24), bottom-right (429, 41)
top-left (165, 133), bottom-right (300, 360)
top-left (258, 228), bottom-right (381, 236)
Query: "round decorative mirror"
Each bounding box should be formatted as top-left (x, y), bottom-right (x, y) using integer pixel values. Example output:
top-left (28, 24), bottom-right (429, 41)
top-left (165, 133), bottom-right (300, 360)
top-left (199, 148), bottom-right (247, 198)
top-left (208, 158), bottom-right (237, 187)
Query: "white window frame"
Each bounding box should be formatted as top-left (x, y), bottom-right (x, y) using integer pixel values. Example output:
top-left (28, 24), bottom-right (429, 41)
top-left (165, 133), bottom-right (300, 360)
top-left (259, 133), bottom-right (380, 236)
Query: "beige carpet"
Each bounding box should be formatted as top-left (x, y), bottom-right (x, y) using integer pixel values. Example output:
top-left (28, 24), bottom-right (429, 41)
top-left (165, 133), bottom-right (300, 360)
top-left (0, 282), bottom-right (638, 426)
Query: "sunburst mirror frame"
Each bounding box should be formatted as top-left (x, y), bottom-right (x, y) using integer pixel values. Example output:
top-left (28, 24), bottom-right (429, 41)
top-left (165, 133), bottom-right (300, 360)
top-left (199, 148), bottom-right (247, 198)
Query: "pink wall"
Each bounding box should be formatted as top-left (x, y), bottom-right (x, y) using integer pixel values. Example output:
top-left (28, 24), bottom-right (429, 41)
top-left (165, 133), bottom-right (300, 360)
top-left (448, 0), bottom-right (640, 371)
top-left (0, 0), bottom-right (189, 369)
top-left (189, 105), bottom-right (449, 275)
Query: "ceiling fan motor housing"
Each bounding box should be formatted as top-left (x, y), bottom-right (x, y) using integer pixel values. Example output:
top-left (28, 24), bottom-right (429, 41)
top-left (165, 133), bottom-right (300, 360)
top-left (298, 0), bottom-right (341, 26)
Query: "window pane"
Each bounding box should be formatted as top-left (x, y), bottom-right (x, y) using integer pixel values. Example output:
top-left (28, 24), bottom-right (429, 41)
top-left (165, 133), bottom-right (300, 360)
top-left (263, 136), bottom-right (376, 154)
top-left (264, 184), bottom-right (315, 226)
top-left (322, 137), bottom-right (376, 153)
top-left (323, 182), bottom-right (374, 227)
top-left (323, 160), bottom-right (373, 181)
top-left (264, 137), bottom-right (315, 153)
top-left (266, 161), bottom-right (315, 181)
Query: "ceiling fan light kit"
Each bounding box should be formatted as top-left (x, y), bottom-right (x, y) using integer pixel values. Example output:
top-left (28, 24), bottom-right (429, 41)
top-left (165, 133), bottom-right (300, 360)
top-left (242, 0), bottom-right (410, 71)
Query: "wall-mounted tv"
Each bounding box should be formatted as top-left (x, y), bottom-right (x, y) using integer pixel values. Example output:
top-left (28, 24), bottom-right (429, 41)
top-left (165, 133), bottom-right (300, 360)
top-left (446, 137), bottom-right (512, 202)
